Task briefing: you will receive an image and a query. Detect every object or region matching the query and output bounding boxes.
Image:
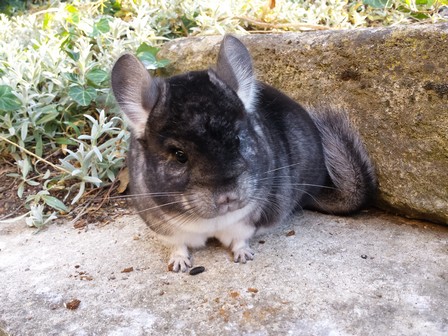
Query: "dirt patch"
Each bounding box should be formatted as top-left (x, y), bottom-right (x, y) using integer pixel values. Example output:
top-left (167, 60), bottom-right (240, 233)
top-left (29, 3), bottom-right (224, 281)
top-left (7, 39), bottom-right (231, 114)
top-left (0, 161), bottom-right (131, 227)
top-left (0, 162), bottom-right (27, 219)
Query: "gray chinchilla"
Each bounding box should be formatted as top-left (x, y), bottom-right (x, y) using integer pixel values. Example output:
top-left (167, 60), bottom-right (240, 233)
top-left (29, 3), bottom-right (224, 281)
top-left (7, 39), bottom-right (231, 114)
top-left (111, 35), bottom-right (377, 272)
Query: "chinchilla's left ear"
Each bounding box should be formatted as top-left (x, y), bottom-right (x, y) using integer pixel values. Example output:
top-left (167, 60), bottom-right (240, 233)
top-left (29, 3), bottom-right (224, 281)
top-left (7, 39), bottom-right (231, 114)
top-left (214, 34), bottom-right (257, 112)
top-left (111, 54), bottom-right (160, 138)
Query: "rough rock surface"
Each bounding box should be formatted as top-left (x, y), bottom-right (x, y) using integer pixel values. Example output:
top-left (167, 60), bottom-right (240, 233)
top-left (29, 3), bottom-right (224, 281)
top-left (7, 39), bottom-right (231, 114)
top-left (158, 24), bottom-right (448, 224)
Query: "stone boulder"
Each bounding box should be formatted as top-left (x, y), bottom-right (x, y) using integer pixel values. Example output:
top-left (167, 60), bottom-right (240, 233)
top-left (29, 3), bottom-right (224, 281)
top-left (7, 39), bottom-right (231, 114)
top-left (159, 24), bottom-right (448, 224)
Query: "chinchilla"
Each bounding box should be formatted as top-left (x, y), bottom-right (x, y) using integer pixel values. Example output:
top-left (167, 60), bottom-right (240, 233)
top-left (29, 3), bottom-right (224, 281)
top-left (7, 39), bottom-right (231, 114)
top-left (111, 35), bottom-right (377, 272)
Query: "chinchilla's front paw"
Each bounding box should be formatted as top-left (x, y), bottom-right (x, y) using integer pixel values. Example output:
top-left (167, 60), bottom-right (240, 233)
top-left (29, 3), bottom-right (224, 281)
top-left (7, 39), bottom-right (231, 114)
top-left (167, 244), bottom-right (192, 272)
top-left (168, 254), bottom-right (192, 272)
top-left (233, 246), bottom-right (255, 264)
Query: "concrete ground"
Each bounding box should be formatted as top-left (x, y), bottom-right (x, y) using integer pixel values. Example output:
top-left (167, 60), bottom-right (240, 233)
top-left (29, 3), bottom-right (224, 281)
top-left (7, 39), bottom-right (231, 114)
top-left (0, 209), bottom-right (447, 336)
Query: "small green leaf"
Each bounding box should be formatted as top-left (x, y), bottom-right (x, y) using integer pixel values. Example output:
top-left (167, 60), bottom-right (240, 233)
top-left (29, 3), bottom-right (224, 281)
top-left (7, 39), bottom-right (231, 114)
top-left (42, 195), bottom-right (69, 212)
top-left (157, 59), bottom-right (170, 68)
top-left (92, 146), bottom-right (103, 161)
top-left (410, 12), bottom-right (430, 20)
top-left (66, 4), bottom-right (80, 24)
top-left (0, 85), bottom-right (22, 111)
top-left (20, 122), bottom-right (28, 141)
top-left (43, 170), bottom-right (51, 179)
top-left (136, 43), bottom-right (169, 70)
top-left (69, 85), bottom-right (97, 106)
top-left (64, 48), bottom-right (80, 62)
top-left (17, 182), bottom-right (25, 199)
top-left (55, 137), bottom-right (77, 145)
top-left (82, 176), bottom-right (102, 185)
top-left (64, 121), bottom-right (81, 137)
top-left (136, 42), bottom-right (159, 55)
top-left (21, 158), bottom-right (31, 178)
top-left (137, 43), bottom-right (165, 70)
top-left (137, 52), bottom-right (157, 69)
top-left (37, 111), bottom-right (59, 125)
top-left (363, 0), bottom-right (392, 8)
top-left (72, 181), bottom-right (85, 204)
top-left (86, 68), bottom-right (109, 85)
top-left (35, 133), bottom-right (43, 157)
top-left (43, 12), bottom-right (53, 30)
top-left (95, 17), bottom-right (110, 33)
top-left (63, 72), bottom-right (79, 83)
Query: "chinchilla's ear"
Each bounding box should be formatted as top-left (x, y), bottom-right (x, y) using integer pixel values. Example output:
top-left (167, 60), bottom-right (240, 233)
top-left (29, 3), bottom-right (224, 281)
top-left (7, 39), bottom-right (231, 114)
top-left (214, 34), bottom-right (257, 112)
top-left (111, 54), bottom-right (160, 137)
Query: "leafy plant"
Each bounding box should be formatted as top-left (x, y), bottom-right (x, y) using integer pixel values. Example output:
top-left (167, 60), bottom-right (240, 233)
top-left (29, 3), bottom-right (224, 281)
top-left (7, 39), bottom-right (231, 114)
top-left (0, 1), bottom-right (170, 228)
top-left (25, 204), bottom-right (58, 230)
top-left (0, 85), bottom-right (22, 111)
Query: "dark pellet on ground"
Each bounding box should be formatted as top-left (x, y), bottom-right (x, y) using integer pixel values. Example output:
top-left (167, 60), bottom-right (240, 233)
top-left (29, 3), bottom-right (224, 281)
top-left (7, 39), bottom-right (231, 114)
top-left (361, 254), bottom-right (368, 259)
top-left (189, 266), bottom-right (205, 275)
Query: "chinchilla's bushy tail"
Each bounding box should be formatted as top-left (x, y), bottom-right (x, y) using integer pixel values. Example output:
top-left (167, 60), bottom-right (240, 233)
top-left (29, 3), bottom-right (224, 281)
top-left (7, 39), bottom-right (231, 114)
top-left (308, 107), bottom-right (377, 215)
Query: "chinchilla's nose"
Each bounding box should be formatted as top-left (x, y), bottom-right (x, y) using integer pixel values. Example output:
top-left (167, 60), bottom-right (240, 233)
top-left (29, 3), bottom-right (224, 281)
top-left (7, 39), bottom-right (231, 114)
top-left (216, 192), bottom-right (238, 206)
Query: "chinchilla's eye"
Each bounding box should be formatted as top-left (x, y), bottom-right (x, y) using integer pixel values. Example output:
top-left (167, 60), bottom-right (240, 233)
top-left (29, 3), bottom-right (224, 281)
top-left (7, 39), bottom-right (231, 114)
top-left (234, 135), bottom-right (240, 146)
top-left (174, 149), bottom-right (188, 164)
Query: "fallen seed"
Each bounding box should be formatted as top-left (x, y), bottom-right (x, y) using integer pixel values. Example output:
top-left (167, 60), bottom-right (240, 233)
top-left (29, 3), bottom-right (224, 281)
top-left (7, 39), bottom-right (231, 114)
top-left (189, 266), bottom-right (205, 275)
top-left (361, 254), bottom-right (368, 259)
top-left (65, 299), bottom-right (81, 310)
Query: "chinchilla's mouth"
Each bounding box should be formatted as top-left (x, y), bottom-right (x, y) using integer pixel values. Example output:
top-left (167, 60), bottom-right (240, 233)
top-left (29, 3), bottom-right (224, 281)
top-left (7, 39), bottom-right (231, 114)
top-left (212, 190), bottom-right (245, 216)
top-left (217, 201), bottom-right (242, 215)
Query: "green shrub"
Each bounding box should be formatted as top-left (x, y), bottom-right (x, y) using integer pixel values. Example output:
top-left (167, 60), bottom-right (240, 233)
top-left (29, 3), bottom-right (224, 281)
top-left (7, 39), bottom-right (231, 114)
top-left (0, 1), bottom-right (170, 228)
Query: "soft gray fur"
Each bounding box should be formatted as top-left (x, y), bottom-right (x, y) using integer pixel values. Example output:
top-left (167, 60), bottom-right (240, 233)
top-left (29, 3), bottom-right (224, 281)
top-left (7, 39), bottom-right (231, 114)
top-left (111, 35), bottom-right (377, 272)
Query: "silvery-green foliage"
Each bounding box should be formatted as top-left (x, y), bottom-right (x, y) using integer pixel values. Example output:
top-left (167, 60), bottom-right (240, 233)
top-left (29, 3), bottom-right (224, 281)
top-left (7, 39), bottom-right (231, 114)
top-left (59, 109), bottom-right (128, 204)
top-left (0, 1), bottom-right (157, 226)
top-left (25, 204), bottom-right (58, 230)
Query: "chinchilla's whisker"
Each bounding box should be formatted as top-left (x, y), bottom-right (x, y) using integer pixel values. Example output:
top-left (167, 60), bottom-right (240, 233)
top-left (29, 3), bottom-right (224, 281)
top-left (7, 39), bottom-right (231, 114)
top-left (135, 192), bottom-right (185, 196)
top-left (184, 201), bottom-right (212, 220)
top-left (145, 200), bottom-right (196, 231)
top-left (144, 210), bottom-right (198, 240)
top-left (253, 183), bottom-right (325, 212)
top-left (250, 194), bottom-right (283, 217)
top-left (135, 200), bottom-right (187, 215)
top-left (105, 192), bottom-right (186, 202)
top-left (176, 211), bottom-right (199, 229)
top-left (270, 185), bottom-right (325, 209)
top-left (136, 195), bottom-right (201, 227)
top-left (247, 198), bottom-right (271, 223)
top-left (287, 182), bottom-right (336, 188)
top-left (149, 213), bottom-right (184, 234)
top-left (264, 179), bottom-right (338, 190)
top-left (248, 175), bottom-right (337, 191)
top-left (263, 163), bottom-right (328, 174)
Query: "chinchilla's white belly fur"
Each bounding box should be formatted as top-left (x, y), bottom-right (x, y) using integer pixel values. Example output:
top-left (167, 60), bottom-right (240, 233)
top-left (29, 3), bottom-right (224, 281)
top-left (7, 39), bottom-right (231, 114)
top-left (158, 203), bottom-right (257, 249)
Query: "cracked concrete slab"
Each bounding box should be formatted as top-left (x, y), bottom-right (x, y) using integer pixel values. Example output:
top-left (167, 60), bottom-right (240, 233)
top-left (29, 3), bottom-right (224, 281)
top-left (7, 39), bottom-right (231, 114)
top-left (0, 210), bottom-right (447, 335)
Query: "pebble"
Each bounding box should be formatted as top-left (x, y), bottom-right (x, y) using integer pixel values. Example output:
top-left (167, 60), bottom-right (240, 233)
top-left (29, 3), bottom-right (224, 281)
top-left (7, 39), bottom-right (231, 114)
top-left (189, 266), bottom-right (205, 275)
